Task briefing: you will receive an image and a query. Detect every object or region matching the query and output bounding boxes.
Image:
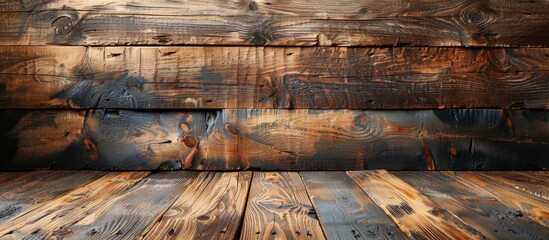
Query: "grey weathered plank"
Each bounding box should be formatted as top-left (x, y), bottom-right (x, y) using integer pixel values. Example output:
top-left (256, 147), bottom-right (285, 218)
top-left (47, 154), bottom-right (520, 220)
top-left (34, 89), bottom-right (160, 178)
top-left (2, 46), bottom-right (549, 109)
top-left (0, 170), bottom-right (106, 224)
top-left (300, 171), bottom-right (406, 239)
top-left (240, 172), bottom-right (326, 239)
top-left (0, 0), bottom-right (548, 46)
top-left (142, 172), bottom-right (252, 239)
top-left (348, 170), bottom-right (485, 239)
top-left (395, 171), bottom-right (549, 239)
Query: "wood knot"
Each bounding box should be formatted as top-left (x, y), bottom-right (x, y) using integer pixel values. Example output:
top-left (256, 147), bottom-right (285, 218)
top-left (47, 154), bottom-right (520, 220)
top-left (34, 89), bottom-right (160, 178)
top-left (180, 123), bottom-right (190, 132)
top-left (181, 134), bottom-right (197, 148)
top-left (465, 8), bottom-right (483, 24)
top-left (225, 123), bottom-right (238, 135)
top-left (354, 115), bottom-right (368, 127)
top-left (449, 146), bottom-right (458, 156)
top-left (52, 16), bottom-right (75, 36)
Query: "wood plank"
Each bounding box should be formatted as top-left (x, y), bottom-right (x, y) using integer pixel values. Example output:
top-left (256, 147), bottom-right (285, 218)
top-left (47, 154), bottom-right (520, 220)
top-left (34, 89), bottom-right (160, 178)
top-left (141, 172), bottom-right (252, 239)
top-left (482, 172), bottom-right (549, 200)
top-left (1, 109), bottom-right (548, 170)
top-left (2, 46), bottom-right (549, 109)
top-left (55, 172), bottom-right (198, 240)
top-left (0, 1), bottom-right (547, 46)
top-left (0, 170), bottom-right (106, 224)
top-left (455, 171), bottom-right (549, 227)
top-left (240, 172), bottom-right (325, 239)
top-left (300, 171), bottom-right (406, 239)
top-left (394, 171), bottom-right (548, 239)
top-left (0, 172), bottom-right (150, 239)
top-left (347, 170), bottom-right (485, 239)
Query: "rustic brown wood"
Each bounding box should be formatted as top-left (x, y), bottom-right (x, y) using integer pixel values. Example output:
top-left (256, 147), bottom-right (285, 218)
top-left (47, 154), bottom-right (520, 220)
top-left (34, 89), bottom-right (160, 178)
top-left (481, 172), bottom-right (549, 200)
top-left (0, 172), bottom-right (150, 239)
top-left (300, 171), bottom-right (406, 239)
top-left (348, 170), bottom-right (485, 239)
top-left (240, 172), bottom-right (325, 239)
top-left (2, 46), bottom-right (549, 109)
top-left (0, 170), bottom-right (105, 224)
top-left (394, 171), bottom-right (548, 239)
top-left (59, 172), bottom-right (197, 240)
top-left (455, 171), bottom-right (549, 227)
top-left (0, 0), bottom-right (548, 46)
top-left (1, 109), bottom-right (548, 170)
top-left (142, 172), bottom-right (252, 239)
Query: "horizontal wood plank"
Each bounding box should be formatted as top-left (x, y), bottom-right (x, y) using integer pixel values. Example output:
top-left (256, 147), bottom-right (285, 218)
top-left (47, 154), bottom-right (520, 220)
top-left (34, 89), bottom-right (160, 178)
top-left (1, 46), bottom-right (549, 109)
top-left (0, 172), bottom-right (150, 239)
top-left (240, 172), bottom-right (326, 239)
top-left (394, 171), bottom-right (549, 239)
top-left (300, 171), bottom-right (406, 239)
top-left (0, 1), bottom-right (548, 46)
top-left (0, 170), bottom-right (105, 224)
top-left (142, 172), bottom-right (252, 239)
top-left (455, 171), bottom-right (549, 227)
top-left (347, 170), bottom-right (485, 239)
top-left (1, 109), bottom-right (548, 170)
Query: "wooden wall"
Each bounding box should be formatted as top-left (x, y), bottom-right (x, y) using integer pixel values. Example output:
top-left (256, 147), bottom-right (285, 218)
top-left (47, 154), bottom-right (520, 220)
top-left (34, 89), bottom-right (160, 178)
top-left (0, 0), bottom-right (548, 170)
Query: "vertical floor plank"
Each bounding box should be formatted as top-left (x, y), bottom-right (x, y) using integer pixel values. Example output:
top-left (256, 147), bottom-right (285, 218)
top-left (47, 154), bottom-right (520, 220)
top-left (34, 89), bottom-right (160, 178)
top-left (481, 172), bottom-right (548, 200)
top-left (300, 171), bottom-right (406, 240)
top-left (141, 172), bottom-right (252, 239)
top-left (394, 171), bottom-right (548, 239)
top-left (456, 171), bottom-right (549, 227)
top-left (240, 172), bottom-right (326, 239)
top-left (0, 172), bottom-right (150, 239)
top-left (347, 170), bottom-right (485, 240)
top-left (0, 171), bottom-right (106, 224)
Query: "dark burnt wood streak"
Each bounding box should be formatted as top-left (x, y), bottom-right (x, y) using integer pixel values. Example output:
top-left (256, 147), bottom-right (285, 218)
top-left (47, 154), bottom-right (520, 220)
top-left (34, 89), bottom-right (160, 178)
top-left (1, 46), bottom-right (549, 109)
top-left (0, 0), bottom-right (548, 46)
top-left (0, 109), bottom-right (547, 170)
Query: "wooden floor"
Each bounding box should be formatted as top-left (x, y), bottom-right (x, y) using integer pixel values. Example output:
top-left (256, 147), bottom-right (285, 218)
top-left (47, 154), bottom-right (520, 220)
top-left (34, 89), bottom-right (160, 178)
top-left (0, 171), bottom-right (547, 239)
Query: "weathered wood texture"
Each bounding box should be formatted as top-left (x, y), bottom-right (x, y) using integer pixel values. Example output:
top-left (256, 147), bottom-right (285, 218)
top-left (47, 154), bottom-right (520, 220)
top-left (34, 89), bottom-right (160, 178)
top-left (240, 172), bottom-right (325, 239)
top-left (1, 46), bottom-right (549, 109)
top-left (59, 172), bottom-right (196, 240)
top-left (0, 0), bottom-right (548, 46)
top-left (1, 109), bottom-right (548, 170)
top-left (480, 171), bottom-right (549, 200)
top-left (395, 171), bottom-right (549, 239)
top-left (0, 172), bottom-right (150, 239)
top-left (300, 171), bottom-right (406, 239)
top-left (348, 170), bottom-right (485, 239)
top-left (455, 172), bottom-right (549, 227)
top-left (142, 172), bottom-right (252, 239)
top-left (0, 170), bottom-right (105, 224)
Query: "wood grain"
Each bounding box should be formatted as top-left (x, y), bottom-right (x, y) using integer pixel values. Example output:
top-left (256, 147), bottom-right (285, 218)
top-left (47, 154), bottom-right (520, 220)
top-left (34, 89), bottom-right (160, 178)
top-left (0, 0), bottom-right (548, 46)
top-left (395, 171), bottom-right (548, 239)
top-left (1, 109), bottom-right (548, 170)
top-left (2, 46), bottom-right (549, 109)
top-left (300, 171), bottom-right (406, 239)
top-left (348, 170), bottom-right (485, 239)
top-left (0, 172), bottom-right (150, 239)
top-left (59, 172), bottom-right (197, 240)
top-left (455, 171), bottom-right (549, 227)
top-left (481, 172), bottom-right (549, 200)
top-left (142, 172), bottom-right (252, 239)
top-left (0, 170), bottom-right (105, 224)
top-left (240, 172), bottom-right (325, 239)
